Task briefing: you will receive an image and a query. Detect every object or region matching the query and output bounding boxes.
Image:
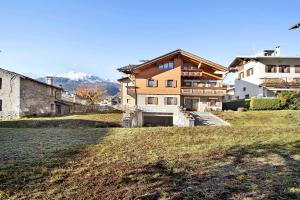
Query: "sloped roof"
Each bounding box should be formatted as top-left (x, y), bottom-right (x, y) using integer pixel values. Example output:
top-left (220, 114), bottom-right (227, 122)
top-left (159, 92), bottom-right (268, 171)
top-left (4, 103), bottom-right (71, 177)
top-left (0, 67), bottom-right (62, 90)
top-left (289, 22), bottom-right (300, 30)
top-left (117, 64), bottom-right (138, 73)
top-left (228, 56), bottom-right (300, 70)
top-left (117, 49), bottom-right (228, 74)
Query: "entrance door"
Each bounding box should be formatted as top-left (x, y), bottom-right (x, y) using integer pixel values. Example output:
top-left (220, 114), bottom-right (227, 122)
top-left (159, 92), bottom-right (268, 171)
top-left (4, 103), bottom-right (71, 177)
top-left (185, 98), bottom-right (199, 111)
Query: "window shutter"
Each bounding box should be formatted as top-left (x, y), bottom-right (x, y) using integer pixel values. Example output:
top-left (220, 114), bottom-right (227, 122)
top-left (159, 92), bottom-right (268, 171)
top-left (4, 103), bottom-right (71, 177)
top-left (145, 97), bottom-right (148, 105)
top-left (164, 97), bottom-right (167, 105)
top-left (173, 80), bottom-right (177, 88)
top-left (174, 97), bottom-right (177, 105)
top-left (165, 80), bottom-right (168, 87)
top-left (155, 97), bottom-right (158, 105)
top-left (146, 80), bottom-right (148, 87)
top-left (155, 80), bottom-right (158, 87)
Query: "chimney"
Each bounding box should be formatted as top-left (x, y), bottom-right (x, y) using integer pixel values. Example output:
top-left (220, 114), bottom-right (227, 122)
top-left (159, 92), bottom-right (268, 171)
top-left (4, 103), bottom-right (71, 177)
top-left (46, 76), bottom-right (53, 85)
top-left (274, 46), bottom-right (281, 56)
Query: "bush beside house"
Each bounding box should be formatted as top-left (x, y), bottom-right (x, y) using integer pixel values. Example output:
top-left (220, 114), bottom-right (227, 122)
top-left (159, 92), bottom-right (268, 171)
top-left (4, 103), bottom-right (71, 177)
top-left (223, 92), bottom-right (300, 111)
top-left (277, 92), bottom-right (300, 110)
top-left (249, 98), bottom-right (280, 110)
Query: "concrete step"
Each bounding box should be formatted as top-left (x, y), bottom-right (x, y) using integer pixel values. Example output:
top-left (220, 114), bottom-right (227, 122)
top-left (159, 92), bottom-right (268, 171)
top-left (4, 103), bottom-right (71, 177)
top-left (191, 112), bottom-right (229, 126)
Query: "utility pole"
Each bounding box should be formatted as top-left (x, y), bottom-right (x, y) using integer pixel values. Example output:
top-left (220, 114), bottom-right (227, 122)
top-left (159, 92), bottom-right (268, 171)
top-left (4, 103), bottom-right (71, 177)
top-left (289, 22), bottom-right (300, 30)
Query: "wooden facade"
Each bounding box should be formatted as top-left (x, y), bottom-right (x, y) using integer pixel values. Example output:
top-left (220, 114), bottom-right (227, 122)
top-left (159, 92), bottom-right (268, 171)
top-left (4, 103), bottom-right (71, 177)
top-left (118, 49), bottom-right (228, 112)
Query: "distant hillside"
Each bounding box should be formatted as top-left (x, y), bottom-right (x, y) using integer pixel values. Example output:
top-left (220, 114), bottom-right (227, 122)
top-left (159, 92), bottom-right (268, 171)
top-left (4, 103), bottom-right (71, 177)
top-left (37, 72), bottom-right (120, 96)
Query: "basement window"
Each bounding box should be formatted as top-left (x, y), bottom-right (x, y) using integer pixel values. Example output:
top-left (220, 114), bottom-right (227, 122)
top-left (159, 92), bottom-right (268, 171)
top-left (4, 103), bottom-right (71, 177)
top-left (147, 97), bottom-right (155, 105)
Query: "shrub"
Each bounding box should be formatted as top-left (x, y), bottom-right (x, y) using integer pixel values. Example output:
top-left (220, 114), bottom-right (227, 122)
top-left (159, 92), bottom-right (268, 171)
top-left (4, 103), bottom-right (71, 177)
top-left (223, 99), bottom-right (250, 111)
top-left (250, 98), bottom-right (280, 110)
top-left (277, 91), bottom-right (300, 110)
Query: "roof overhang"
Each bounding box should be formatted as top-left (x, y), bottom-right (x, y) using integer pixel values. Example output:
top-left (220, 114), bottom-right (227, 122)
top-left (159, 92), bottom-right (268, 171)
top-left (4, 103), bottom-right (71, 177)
top-left (289, 22), bottom-right (300, 30)
top-left (131, 49), bottom-right (228, 74)
top-left (117, 77), bottom-right (131, 83)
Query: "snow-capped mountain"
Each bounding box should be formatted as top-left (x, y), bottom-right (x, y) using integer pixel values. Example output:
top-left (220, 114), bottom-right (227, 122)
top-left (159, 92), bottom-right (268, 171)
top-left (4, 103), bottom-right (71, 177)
top-left (37, 72), bottom-right (120, 96)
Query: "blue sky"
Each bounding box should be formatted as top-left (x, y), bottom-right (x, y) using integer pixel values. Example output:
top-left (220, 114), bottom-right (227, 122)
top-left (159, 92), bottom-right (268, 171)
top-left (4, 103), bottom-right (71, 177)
top-left (0, 0), bottom-right (299, 82)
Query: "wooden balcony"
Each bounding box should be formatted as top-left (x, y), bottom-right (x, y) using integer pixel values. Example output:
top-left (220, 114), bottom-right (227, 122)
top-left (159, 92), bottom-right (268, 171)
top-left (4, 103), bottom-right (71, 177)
top-left (181, 71), bottom-right (202, 77)
top-left (260, 78), bottom-right (300, 88)
top-left (182, 82), bottom-right (225, 88)
top-left (181, 87), bottom-right (226, 96)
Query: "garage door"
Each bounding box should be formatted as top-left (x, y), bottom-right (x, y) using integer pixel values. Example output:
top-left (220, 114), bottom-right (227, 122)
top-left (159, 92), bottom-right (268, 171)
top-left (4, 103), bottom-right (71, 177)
top-left (143, 115), bottom-right (173, 127)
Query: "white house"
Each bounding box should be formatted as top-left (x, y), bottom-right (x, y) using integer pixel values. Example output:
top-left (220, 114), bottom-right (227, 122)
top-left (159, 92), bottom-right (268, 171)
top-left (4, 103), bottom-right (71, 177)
top-left (228, 47), bottom-right (300, 99)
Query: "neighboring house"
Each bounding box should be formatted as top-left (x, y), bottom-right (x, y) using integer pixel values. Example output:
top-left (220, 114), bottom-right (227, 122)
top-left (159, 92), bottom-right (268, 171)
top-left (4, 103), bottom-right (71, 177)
top-left (61, 90), bottom-right (89, 105)
top-left (223, 84), bottom-right (236, 102)
top-left (0, 68), bottom-right (69, 120)
top-left (117, 49), bottom-right (228, 127)
top-left (228, 47), bottom-right (300, 99)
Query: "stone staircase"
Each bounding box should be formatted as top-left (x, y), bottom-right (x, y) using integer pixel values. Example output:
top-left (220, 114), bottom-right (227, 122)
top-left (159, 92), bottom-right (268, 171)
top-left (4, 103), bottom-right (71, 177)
top-left (190, 112), bottom-right (230, 126)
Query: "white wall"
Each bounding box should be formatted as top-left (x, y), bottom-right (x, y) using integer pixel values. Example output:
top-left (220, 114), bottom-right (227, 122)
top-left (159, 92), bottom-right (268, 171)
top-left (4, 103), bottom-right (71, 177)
top-left (121, 81), bottom-right (136, 108)
top-left (237, 58), bottom-right (300, 85)
top-left (137, 94), bottom-right (180, 113)
top-left (235, 58), bottom-right (300, 99)
top-left (235, 79), bottom-right (264, 99)
top-left (0, 70), bottom-right (21, 119)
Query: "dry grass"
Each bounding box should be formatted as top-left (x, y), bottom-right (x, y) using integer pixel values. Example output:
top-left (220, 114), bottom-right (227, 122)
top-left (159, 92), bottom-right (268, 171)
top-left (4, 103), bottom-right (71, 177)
top-left (0, 111), bottom-right (300, 199)
top-left (0, 113), bottom-right (122, 128)
top-left (215, 110), bottom-right (300, 126)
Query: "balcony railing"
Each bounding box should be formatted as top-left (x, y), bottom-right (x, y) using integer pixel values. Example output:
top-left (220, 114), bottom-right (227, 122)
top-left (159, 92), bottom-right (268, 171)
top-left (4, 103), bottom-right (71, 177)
top-left (181, 88), bottom-right (226, 96)
top-left (182, 82), bottom-right (225, 88)
top-left (181, 71), bottom-right (202, 77)
top-left (260, 78), bottom-right (300, 88)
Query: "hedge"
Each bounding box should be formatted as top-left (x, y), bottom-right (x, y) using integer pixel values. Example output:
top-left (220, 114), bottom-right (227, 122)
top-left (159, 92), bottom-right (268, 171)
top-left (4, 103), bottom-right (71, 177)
top-left (249, 98), bottom-right (280, 110)
top-left (223, 99), bottom-right (250, 111)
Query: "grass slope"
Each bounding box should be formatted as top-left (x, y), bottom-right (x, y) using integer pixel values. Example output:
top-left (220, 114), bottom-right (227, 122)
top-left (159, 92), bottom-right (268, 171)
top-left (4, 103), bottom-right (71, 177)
top-left (0, 111), bottom-right (299, 199)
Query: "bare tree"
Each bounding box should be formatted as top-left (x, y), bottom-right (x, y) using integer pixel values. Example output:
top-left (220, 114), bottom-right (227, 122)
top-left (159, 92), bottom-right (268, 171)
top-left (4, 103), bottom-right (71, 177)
top-left (76, 84), bottom-right (103, 105)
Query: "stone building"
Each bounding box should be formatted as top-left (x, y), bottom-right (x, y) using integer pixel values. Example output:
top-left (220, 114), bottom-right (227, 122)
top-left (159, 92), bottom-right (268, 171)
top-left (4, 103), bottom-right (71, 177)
top-left (0, 68), bottom-right (68, 120)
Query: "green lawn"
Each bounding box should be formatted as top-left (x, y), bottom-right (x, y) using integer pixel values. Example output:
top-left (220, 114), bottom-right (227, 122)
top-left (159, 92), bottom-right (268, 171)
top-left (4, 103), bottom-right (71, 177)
top-left (0, 111), bottom-right (300, 200)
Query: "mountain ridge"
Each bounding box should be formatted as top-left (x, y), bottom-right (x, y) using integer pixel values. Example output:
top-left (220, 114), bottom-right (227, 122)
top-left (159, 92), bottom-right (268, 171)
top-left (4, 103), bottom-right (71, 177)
top-left (37, 73), bottom-right (120, 96)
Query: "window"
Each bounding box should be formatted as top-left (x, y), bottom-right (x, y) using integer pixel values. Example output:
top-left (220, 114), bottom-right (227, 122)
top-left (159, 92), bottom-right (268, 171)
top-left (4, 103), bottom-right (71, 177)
top-left (245, 94), bottom-right (250, 99)
top-left (295, 65), bottom-right (300, 73)
top-left (0, 99), bottom-right (2, 111)
top-left (243, 87), bottom-right (246, 91)
top-left (51, 104), bottom-right (55, 112)
top-left (210, 99), bottom-right (216, 107)
top-left (165, 97), bottom-right (177, 105)
top-left (279, 65), bottom-right (290, 73)
top-left (159, 61), bottom-right (174, 70)
top-left (126, 99), bottom-right (130, 104)
top-left (0, 78), bottom-right (2, 89)
top-left (238, 72), bottom-right (244, 79)
top-left (265, 65), bottom-right (277, 73)
top-left (146, 97), bottom-right (156, 105)
top-left (165, 80), bottom-right (176, 87)
top-left (147, 79), bottom-right (156, 87)
top-left (246, 68), bottom-right (254, 76)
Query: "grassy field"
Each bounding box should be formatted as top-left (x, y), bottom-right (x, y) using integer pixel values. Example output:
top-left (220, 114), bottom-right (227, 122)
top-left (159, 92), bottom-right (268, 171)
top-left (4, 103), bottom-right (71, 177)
top-left (0, 111), bottom-right (300, 199)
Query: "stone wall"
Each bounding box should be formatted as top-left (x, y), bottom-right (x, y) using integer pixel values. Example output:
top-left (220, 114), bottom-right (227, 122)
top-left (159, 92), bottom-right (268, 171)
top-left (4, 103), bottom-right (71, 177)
top-left (19, 79), bottom-right (63, 117)
top-left (0, 69), bottom-right (21, 120)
